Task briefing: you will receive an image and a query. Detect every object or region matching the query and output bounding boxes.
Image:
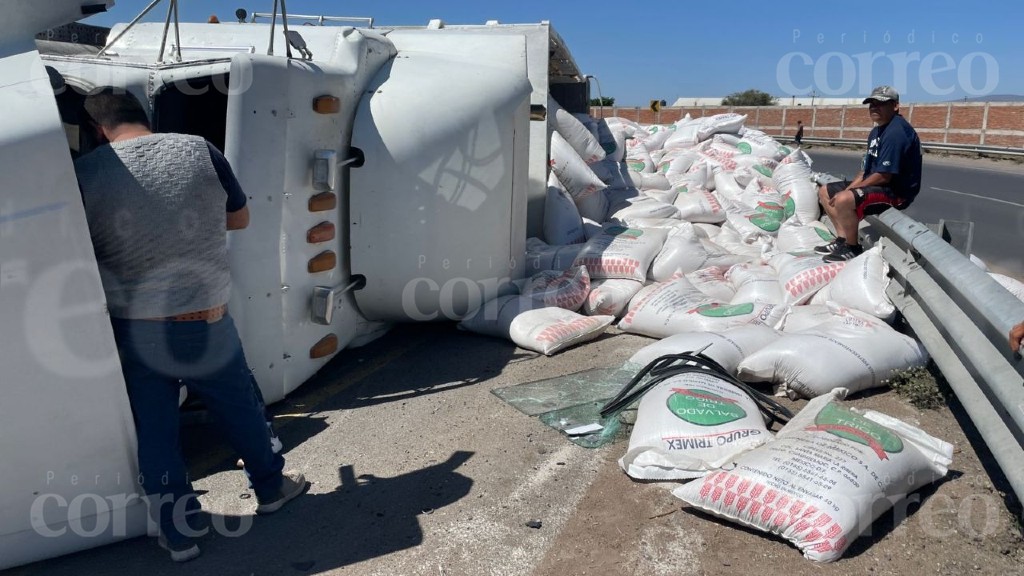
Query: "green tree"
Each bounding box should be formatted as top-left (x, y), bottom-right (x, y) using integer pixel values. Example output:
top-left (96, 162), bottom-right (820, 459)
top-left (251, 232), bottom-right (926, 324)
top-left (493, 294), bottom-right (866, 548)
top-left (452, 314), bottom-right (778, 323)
top-left (721, 89), bottom-right (777, 106)
top-left (588, 96), bottom-right (615, 106)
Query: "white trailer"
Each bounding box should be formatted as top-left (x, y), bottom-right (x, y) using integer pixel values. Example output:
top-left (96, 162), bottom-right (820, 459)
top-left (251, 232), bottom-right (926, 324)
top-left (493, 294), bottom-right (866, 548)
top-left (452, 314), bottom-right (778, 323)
top-left (0, 0), bottom-right (587, 568)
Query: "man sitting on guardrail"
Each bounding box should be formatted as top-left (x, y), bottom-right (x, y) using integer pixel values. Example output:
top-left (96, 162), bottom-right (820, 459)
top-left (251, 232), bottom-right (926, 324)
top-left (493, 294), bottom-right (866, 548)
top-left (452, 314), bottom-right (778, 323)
top-left (815, 86), bottom-right (922, 262)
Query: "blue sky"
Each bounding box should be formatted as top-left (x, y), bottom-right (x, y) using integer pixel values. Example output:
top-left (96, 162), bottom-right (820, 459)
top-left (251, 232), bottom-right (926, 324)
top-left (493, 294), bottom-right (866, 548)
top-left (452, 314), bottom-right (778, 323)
top-left (84, 1), bottom-right (1022, 106)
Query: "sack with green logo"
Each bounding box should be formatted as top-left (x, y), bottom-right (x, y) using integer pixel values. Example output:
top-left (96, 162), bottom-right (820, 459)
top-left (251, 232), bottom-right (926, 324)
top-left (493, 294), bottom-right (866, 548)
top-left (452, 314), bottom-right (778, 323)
top-left (736, 131), bottom-right (788, 161)
top-left (772, 164), bottom-right (820, 224)
top-left (624, 138), bottom-right (656, 173)
top-left (571, 225), bottom-right (668, 282)
top-left (618, 276), bottom-right (786, 339)
top-left (608, 352), bottom-right (790, 481)
top-left (775, 220), bottom-right (837, 254)
top-left (619, 371), bottom-right (775, 480)
top-left (673, 391), bottom-right (953, 562)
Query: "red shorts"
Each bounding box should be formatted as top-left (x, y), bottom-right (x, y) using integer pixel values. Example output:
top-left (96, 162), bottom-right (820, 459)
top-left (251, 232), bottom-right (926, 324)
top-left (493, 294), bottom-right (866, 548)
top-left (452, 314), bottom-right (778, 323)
top-left (825, 181), bottom-right (908, 219)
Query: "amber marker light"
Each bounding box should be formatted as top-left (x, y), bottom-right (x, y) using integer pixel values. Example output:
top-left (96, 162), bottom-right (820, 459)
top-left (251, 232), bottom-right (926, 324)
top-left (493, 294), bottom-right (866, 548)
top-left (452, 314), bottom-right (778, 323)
top-left (307, 221), bottom-right (336, 244)
top-left (308, 192), bottom-right (337, 212)
top-left (310, 334), bottom-right (339, 358)
top-left (308, 251), bottom-right (337, 273)
top-left (313, 95), bottom-right (341, 114)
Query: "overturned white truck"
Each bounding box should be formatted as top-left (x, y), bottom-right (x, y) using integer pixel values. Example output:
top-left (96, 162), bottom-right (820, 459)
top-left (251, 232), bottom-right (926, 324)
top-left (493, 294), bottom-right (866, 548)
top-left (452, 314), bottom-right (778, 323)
top-left (0, 0), bottom-right (590, 567)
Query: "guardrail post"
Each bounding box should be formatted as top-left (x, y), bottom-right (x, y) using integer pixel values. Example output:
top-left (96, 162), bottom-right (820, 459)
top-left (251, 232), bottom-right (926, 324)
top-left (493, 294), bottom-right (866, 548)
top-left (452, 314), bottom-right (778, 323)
top-left (936, 219), bottom-right (974, 256)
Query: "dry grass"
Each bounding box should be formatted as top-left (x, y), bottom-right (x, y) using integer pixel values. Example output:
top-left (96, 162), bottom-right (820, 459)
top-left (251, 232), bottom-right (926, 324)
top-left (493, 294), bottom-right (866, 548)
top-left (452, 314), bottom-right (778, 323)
top-left (886, 365), bottom-right (947, 409)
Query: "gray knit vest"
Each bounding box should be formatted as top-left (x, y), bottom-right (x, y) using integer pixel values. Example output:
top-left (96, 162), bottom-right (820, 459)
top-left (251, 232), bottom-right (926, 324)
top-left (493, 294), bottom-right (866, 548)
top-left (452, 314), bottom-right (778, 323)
top-left (75, 133), bottom-right (231, 319)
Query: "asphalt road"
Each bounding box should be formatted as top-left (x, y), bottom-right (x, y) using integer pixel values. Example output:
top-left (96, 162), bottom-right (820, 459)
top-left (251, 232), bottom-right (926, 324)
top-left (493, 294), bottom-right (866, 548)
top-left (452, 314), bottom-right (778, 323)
top-left (805, 148), bottom-right (1024, 279)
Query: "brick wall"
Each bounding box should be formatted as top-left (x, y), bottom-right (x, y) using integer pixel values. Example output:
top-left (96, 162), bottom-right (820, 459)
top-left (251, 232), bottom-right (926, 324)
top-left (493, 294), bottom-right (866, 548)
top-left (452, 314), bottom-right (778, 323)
top-left (589, 102), bottom-right (1024, 149)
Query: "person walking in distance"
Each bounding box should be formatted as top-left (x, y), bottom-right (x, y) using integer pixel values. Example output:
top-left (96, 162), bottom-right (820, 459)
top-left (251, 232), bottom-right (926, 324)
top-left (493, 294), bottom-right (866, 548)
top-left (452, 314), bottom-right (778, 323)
top-left (74, 88), bottom-right (307, 562)
top-left (814, 86), bottom-right (922, 262)
top-left (793, 120), bottom-right (804, 146)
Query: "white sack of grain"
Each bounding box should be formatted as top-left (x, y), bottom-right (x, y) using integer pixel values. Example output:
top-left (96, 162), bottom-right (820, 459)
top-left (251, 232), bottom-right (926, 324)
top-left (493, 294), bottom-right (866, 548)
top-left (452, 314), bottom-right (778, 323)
top-left (624, 138), bottom-right (656, 173)
top-left (813, 247), bottom-right (895, 318)
top-left (608, 196), bottom-right (681, 223)
top-left (516, 265), bottom-right (591, 311)
top-left (550, 131), bottom-right (607, 201)
top-left (770, 252), bottom-right (846, 305)
top-left (571, 225), bottom-right (669, 282)
top-left (525, 237), bottom-right (585, 273)
top-left (574, 186), bottom-right (609, 222)
top-left (648, 222), bottom-right (712, 282)
top-left (638, 124), bottom-right (677, 151)
top-left (643, 187), bottom-right (680, 206)
top-left (583, 278), bottom-right (644, 317)
top-left (458, 295), bottom-right (547, 339)
top-left (674, 391), bottom-right (952, 562)
top-left (548, 95), bottom-right (606, 164)
top-left (775, 220), bottom-right (837, 254)
top-left (509, 308), bottom-right (614, 356)
top-left (543, 172), bottom-right (586, 245)
top-left (620, 373), bottom-right (773, 480)
top-left (727, 263), bottom-right (785, 305)
top-left (618, 276), bottom-right (785, 338)
top-left (737, 307), bottom-right (928, 398)
top-left (687, 266), bottom-right (738, 301)
top-left (625, 324), bottom-right (780, 374)
top-left (696, 113), bottom-right (747, 142)
top-left (774, 304), bottom-right (837, 333)
top-left (673, 185), bottom-right (727, 224)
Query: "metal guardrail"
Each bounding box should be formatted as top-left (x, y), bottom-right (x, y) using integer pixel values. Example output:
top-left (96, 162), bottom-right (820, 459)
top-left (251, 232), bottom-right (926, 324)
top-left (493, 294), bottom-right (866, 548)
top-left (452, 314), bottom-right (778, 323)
top-left (867, 209), bottom-right (1024, 509)
top-left (800, 137), bottom-right (1024, 159)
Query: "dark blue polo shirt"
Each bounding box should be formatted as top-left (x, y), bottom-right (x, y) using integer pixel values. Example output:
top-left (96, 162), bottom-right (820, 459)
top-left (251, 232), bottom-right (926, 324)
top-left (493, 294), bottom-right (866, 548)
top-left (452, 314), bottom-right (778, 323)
top-left (863, 114), bottom-right (922, 201)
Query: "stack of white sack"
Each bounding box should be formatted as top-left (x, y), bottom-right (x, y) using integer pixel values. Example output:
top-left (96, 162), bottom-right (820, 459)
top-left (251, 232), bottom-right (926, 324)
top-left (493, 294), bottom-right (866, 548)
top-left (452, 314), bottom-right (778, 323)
top-left (478, 105), bottom-right (923, 367)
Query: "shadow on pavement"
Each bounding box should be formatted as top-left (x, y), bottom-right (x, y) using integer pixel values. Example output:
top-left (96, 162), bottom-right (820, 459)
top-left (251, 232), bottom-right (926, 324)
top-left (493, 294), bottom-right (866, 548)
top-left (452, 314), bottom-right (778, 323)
top-left (19, 451), bottom-right (474, 575)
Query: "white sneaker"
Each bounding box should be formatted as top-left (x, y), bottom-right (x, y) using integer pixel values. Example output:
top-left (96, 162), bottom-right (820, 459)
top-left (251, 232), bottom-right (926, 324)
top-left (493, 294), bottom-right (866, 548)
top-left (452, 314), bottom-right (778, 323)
top-left (157, 534), bottom-right (201, 563)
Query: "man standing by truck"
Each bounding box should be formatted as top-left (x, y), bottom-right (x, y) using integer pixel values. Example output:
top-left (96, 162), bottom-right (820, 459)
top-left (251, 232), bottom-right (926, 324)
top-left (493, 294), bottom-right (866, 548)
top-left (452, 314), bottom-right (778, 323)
top-left (815, 86), bottom-right (922, 262)
top-left (74, 88), bottom-right (306, 562)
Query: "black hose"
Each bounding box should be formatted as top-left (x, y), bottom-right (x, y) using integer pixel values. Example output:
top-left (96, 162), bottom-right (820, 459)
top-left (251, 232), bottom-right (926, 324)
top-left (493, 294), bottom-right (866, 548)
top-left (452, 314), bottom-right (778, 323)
top-left (598, 352), bottom-right (793, 427)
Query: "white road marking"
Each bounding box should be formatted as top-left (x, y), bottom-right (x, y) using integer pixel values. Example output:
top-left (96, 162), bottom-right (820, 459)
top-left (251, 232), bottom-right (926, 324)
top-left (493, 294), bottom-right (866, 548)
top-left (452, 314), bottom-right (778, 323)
top-left (930, 186), bottom-right (1024, 208)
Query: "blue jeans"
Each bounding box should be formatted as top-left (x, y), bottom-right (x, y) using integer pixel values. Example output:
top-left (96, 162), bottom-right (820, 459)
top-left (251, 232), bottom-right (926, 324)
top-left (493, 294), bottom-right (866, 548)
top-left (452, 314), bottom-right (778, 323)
top-left (111, 313), bottom-right (284, 543)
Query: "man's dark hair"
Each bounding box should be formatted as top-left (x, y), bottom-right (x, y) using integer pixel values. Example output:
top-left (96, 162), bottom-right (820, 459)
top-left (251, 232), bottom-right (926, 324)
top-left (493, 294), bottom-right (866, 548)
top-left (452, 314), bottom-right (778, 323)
top-left (82, 87), bottom-right (151, 129)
